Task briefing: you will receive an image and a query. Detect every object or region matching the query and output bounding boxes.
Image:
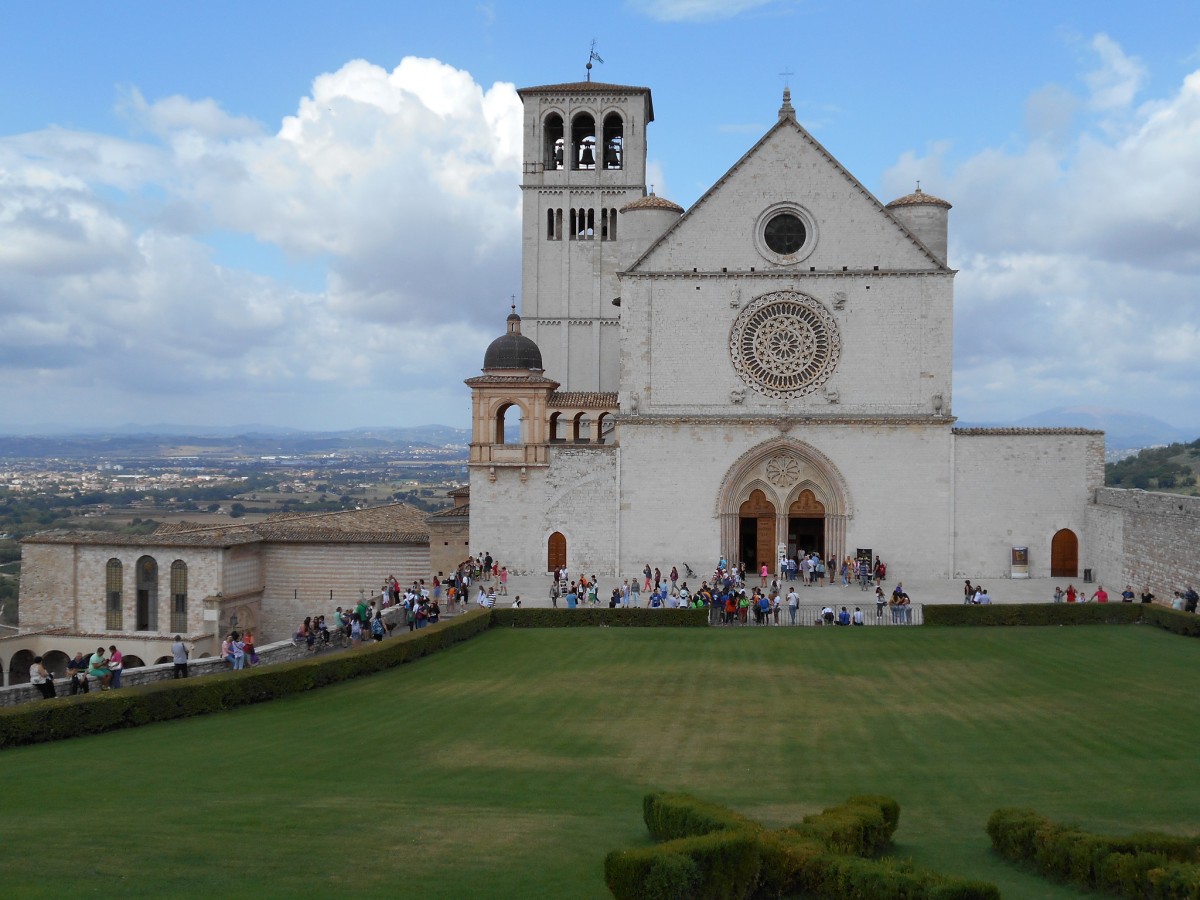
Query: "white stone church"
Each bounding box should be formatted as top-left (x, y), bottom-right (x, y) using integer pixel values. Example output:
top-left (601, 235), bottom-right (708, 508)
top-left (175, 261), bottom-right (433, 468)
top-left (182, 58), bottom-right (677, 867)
top-left (466, 76), bottom-right (1103, 580)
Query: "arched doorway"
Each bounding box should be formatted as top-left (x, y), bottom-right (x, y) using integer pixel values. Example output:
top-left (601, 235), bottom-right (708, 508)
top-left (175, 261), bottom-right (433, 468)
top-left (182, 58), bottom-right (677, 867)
top-left (547, 532), bottom-right (566, 572)
top-left (788, 489), bottom-right (826, 559)
top-left (739, 490), bottom-right (777, 571)
top-left (717, 440), bottom-right (852, 571)
top-left (1051, 529), bottom-right (1078, 578)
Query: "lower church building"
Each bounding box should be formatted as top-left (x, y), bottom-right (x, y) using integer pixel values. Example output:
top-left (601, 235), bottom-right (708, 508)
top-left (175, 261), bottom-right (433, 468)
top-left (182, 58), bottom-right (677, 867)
top-left (465, 76), bottom-right (1103, 579)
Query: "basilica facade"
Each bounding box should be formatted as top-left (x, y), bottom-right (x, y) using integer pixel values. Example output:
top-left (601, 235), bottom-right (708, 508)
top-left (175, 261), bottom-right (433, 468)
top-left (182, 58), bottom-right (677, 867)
top-left (466, 78), bottom-right (1103, 580)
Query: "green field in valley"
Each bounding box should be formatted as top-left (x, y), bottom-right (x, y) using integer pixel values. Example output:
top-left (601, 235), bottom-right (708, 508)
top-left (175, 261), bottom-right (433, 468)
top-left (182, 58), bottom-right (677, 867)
top-left (1, 625), bottom-right (1197, 898)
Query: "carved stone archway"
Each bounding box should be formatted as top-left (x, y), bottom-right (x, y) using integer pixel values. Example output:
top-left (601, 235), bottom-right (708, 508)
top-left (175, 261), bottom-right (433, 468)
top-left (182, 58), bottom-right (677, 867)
top-left (716, 439), bottom-right (851, 569)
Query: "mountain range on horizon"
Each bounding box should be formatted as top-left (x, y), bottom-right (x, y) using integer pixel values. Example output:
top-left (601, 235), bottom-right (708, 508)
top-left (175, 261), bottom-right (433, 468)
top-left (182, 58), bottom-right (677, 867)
top-left (0, 408), bottom-right (1194, 453)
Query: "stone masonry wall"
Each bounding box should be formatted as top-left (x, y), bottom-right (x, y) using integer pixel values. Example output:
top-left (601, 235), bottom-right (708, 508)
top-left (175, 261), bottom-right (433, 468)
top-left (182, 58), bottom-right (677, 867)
top-left (952, 432), bottom-right (1104, 579)
top-left (258, 542), bottom-right (428, 641)
top-left (469, 446), bottom-right (619, 577)
top-left (1089, 487), bottom-right (1200, 598)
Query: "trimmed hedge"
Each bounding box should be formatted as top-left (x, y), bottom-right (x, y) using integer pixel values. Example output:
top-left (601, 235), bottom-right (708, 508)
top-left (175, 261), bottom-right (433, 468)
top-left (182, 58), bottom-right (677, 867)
top-left (606, 792), bottom-right (999, 899)
top-left (0, 610), bottom-right (494, 750)
top-left (1140, 605), bottom-right (1200, 637)
top-left (924, 603), bottom-right (1143, 627)
top-left (490, 607), bottom-right (708, 628)
top-left (987, 807), bottom-right (1200, 897)
top-left (643, 791), bottom-right (761, 841)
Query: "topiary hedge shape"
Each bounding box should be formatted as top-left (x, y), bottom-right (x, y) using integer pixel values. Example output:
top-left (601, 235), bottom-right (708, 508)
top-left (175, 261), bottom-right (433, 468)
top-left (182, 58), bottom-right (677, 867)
top-left (605, 792), bottom-right (999, 899)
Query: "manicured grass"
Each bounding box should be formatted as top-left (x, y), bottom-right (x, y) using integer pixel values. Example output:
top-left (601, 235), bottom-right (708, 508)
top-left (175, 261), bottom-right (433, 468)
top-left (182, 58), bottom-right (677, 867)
top-left (1, 625), bottom-right (1198, 898)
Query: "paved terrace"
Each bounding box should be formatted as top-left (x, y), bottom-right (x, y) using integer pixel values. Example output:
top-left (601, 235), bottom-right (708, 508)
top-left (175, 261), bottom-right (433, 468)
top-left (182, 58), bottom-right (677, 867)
top-left (465, 572), bottom-right (1113, 609)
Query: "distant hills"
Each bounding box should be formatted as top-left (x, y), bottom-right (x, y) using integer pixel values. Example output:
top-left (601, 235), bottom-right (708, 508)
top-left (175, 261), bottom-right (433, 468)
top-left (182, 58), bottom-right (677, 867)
top-left (0, 425), bottom-right (471, 459)
top-left (957, 407), bottom-right (1197, 452)
top-left (0, 410), bottom-right (1194, 457)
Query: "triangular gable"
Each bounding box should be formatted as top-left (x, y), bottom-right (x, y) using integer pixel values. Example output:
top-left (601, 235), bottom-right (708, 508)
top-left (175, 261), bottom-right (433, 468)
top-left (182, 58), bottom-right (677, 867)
top-left (626, 115), bottom-right (950, 274)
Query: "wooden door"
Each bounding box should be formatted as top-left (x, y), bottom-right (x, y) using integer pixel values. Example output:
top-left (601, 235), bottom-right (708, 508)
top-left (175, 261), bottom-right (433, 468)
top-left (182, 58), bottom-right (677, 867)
top-left (547, 532), bottom-right (566, 572)
top-left (1050, 529), bottom-right (1078, 577)
top-left (739, 490), bottom-right (777, 572)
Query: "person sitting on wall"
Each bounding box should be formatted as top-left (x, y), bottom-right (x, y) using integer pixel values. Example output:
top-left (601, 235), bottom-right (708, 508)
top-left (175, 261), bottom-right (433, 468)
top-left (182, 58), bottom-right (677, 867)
top-left (30, 656), bottom-right (56, 699)
top-left (88, 646), bottom-right (112, 691)
top-left (836, 607), bottom-right (851, 626)
top-left (67, 652), bottom-right (90, 695)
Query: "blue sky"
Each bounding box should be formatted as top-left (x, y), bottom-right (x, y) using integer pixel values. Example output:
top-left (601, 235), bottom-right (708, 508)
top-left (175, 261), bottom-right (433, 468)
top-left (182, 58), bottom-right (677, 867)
top-left (1, 1), bottom-right (1198, 432)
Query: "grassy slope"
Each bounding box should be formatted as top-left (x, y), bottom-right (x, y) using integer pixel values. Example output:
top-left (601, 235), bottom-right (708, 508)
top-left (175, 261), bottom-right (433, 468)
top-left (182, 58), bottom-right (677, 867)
top-left (1, 626), bottom-right (1197, 898)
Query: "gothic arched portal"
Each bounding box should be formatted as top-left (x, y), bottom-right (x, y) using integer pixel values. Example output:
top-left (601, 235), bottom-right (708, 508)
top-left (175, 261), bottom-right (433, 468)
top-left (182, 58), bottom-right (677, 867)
top-left (717, 439), bottom-right (851, 571)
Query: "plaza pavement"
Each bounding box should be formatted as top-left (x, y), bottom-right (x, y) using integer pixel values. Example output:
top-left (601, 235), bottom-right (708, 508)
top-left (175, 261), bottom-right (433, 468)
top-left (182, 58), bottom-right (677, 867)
top-left (456, 570), bottom-right (1112, 610)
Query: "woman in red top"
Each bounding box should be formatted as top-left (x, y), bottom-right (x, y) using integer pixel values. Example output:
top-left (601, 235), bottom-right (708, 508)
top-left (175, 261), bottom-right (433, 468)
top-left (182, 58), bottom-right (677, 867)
top-left (1065, 584), bottom-right (1077, 603)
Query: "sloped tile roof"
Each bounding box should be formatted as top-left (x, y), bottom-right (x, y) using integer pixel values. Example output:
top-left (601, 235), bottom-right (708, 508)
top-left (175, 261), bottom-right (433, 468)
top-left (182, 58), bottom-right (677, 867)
top-left (885, 188), bottom-right (952, 210)
top-left (22, 528), bottom-right (261, 548)
top-left (620, 194), bottom-right (684, 213)
top-left (548, 391), bottom-right (619, 410)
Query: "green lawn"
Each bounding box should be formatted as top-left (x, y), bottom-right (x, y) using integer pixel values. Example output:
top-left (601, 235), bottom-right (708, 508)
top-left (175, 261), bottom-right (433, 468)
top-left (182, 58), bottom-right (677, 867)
top-left (2, 625), bottom-right (1198, 898)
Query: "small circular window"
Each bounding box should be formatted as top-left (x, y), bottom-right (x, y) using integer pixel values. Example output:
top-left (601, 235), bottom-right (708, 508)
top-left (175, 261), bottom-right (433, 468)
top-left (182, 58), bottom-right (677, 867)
top-left (764, 213), bottom-right (806, 255)
top-left (754, 203), bottom-right (817, 265)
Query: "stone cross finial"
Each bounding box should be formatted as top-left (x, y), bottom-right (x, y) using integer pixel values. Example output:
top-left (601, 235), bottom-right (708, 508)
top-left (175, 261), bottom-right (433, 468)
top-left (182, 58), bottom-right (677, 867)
top-left (779, 86), bottom-right (796, 122)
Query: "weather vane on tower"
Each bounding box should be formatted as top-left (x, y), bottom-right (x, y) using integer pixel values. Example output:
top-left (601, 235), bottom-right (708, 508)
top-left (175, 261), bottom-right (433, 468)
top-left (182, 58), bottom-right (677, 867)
top-left (586, 40), bottom-right (604, 82)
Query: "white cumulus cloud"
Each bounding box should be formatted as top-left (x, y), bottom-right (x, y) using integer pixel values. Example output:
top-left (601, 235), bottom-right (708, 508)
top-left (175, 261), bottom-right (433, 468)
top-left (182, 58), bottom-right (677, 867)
top-left (0, 56), bottom-right (524, 428)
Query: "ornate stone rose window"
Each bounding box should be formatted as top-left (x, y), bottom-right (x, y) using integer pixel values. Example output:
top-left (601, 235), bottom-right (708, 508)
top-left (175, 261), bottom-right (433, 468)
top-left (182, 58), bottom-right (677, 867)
top-left (729, 291), bottom-right (841, 399)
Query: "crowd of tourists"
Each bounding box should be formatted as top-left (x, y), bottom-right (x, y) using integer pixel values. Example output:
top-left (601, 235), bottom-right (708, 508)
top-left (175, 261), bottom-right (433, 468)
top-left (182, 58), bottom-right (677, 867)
top-left (534, 554), bottom-right (915, 626)
top-left (1043, 581), bottom-right (1197, 612)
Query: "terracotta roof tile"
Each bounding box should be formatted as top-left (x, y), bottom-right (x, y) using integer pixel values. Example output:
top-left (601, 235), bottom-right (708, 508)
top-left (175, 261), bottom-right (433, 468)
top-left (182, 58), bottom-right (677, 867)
top-left (620, 194), bottom-right (684, 213)
top-left (22, 529), bottom-right (261, 548)
top-left (548, 391), bottom-right (619, 410)
top-left (517, 81), bottom-right (651, 95)
top-left (885, 188), bottom-right (952, 210)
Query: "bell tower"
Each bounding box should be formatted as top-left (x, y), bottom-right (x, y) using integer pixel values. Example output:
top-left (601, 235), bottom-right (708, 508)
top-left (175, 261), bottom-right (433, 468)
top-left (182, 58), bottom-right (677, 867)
top-left (516, 77), bottom-right (653, 393)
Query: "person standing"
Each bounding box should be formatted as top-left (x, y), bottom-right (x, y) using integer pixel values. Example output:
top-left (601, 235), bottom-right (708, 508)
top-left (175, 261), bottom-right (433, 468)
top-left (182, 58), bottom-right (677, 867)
top-left (30, 656), bottom-right (56, 699)
top-left (1120, 585), bottom-right (1135, 603)
top-left (107, 645), bottom-right (124, 689)
top-left (963, 580), bottom-right (974, 605)
top-left (171, 635), bottom-right (189, 678)
top-left (787, 586), bottom-right (799, 625)
top-left (1090, 585), bottom-right (1109, 603)
top-left (498, 566), bottom-right (508, 595)
top-left (1140, 586), bottom-right (1155, 604)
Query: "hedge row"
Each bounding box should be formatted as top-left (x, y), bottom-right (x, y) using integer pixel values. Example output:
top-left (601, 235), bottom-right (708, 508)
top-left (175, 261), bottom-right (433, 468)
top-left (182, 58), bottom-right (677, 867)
top-left (987, 807), bottom-right (1200, 897)
top-left (605, 792), bottom-right (999, 899)
top-left (490, 607), bottom-right (708, 628)
top-left (924, 603), bottom-right (1143, 627)
top-left (0, 610), bottom-right (494, 750)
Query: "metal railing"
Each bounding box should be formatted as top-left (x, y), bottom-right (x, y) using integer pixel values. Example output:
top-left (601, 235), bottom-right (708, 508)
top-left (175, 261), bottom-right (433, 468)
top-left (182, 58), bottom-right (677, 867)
top-left (706, 603), bottom-right (922, 627)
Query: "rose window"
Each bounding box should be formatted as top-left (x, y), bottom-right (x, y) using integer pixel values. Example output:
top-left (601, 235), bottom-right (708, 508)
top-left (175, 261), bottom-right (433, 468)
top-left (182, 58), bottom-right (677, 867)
top-left (730, 291), bottom-right (841, 398)
top-left (765, 455), bottom-right (802, 487)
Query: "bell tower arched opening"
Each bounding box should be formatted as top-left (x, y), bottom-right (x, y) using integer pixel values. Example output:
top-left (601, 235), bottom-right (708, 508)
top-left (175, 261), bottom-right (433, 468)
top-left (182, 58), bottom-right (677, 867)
top-left (543, 113), bottom-right (564, 170)
top-left (602, 112), bottom-right (623, 169)
top-left (571, 113), bottom-right (597, 170)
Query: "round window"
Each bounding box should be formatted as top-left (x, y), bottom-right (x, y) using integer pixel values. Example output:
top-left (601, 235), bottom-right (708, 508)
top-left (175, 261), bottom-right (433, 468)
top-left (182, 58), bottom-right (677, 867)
top-left (764, 213), bottom-right (806, 255)
top-left (754, 204), bottom-right (817, 265)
